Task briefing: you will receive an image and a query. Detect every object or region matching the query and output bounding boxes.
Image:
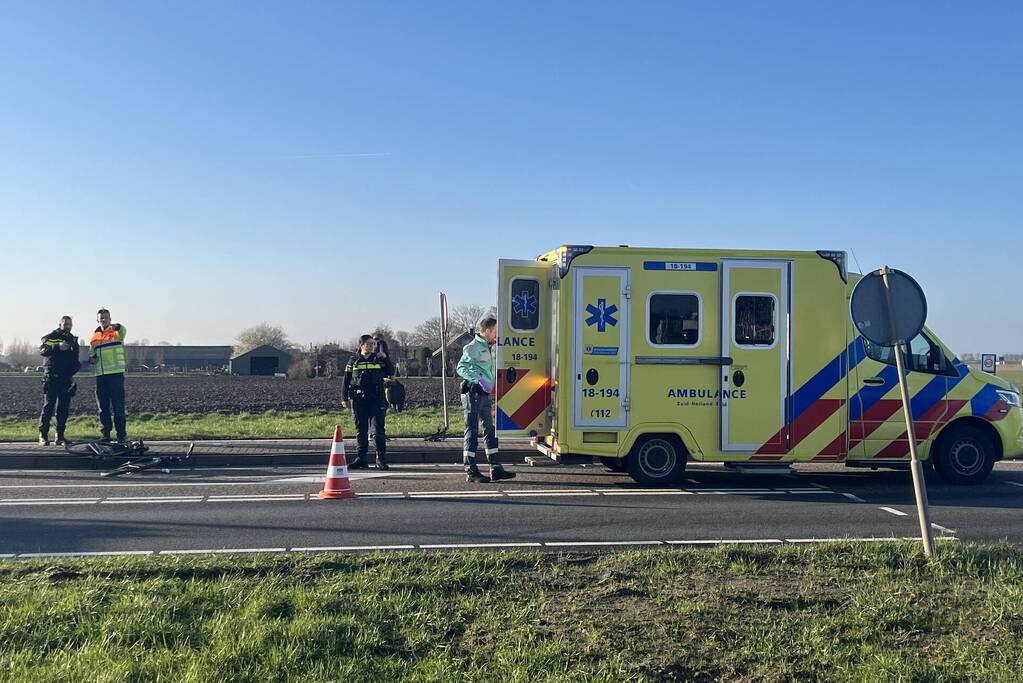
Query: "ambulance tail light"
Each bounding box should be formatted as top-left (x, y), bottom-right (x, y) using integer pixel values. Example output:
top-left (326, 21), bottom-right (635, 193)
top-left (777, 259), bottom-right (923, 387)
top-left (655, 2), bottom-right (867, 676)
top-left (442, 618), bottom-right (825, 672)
top-left (816, 250), bottom-right (848, 283)
top-left (556, 245), bottom-right (593, 278)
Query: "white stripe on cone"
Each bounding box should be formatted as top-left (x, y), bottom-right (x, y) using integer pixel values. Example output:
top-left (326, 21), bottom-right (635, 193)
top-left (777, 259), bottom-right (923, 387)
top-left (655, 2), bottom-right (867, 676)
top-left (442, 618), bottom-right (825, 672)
top-left (326, 465), bottom-right (348, 479)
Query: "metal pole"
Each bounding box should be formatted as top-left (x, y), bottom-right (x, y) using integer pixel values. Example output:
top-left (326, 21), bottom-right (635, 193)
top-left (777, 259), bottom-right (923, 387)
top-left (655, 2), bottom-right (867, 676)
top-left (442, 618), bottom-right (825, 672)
top-left (440, 297), bottom-right (449, 433)
top-left (881, 266), bottom-right (935, 558)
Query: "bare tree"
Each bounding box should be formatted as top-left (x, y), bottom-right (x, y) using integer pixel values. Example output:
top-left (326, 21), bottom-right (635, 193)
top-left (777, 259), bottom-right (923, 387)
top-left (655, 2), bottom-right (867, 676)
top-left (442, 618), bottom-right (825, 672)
top-left (449, 304), bottom-right (495, 333)
top-left (6, 339), bottom-right (37, 369)
top-left (410, 316), bottom-right (443, 349)
top-left (234, 322), bottom-right (293, 355)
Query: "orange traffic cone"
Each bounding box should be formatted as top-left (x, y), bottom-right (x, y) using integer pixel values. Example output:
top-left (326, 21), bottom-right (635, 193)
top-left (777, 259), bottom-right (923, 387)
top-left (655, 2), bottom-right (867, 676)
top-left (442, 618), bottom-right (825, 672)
top-left (316, 425), bottom-right (358, 499)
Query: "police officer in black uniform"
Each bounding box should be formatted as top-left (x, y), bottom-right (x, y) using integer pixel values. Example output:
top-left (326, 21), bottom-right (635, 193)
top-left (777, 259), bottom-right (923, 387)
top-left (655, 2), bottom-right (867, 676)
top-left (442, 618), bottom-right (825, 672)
top-left (38, 315), bottom-right (81, 446)
top-left (341, 334), bottom-right (394, 470)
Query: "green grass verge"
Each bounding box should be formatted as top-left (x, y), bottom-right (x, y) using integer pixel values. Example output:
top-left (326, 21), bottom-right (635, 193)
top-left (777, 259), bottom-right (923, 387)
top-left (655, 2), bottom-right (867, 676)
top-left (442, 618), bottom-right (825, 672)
top-left (0, 407), bottom-right (450, 442)
top-left (1, 542), bottom-right (1021, 681)
top-left (998, 366), bottom-right (1023, 388)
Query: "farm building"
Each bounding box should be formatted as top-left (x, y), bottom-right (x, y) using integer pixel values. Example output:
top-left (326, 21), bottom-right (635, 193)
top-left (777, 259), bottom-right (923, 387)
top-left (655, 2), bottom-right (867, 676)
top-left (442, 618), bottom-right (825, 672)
top-left (230, 345), bottom-right (292, 376)
top-left (77, 345), bottom-right (233, 372)
top-left (429, 329), bottom-right (475, 376)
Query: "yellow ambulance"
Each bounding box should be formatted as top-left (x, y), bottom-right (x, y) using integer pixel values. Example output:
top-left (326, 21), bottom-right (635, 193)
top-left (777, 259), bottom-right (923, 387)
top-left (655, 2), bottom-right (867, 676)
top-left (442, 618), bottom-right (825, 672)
top-left (496, 245), bottom-right (1023, 486)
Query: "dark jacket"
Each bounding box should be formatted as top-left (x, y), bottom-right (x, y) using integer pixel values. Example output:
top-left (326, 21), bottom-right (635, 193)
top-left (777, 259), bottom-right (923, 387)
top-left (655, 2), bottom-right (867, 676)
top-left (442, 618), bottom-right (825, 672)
top-left (343, 352), bottom-right (394, 401)
top-left (39, 329), bottom-right (81, 378)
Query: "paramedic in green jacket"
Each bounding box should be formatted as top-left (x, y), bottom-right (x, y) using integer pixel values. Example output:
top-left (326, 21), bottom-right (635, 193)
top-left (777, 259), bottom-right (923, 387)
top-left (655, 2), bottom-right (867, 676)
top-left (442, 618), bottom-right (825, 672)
top-left (456, 316), bottom-right (515, 483)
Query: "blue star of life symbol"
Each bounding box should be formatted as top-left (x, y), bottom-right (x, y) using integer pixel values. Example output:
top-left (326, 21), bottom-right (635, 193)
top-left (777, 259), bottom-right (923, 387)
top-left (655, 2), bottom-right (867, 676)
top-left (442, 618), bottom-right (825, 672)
top-left (585, 298), bottom-right (618, 332)
top-left (512, 289), bottom-right (537, 317)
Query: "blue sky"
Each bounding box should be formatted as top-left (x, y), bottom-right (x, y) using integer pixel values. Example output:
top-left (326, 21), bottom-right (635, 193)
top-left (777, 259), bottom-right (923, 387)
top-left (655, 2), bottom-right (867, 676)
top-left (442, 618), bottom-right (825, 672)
top-left (1, 1), bottom-right (1019, 353)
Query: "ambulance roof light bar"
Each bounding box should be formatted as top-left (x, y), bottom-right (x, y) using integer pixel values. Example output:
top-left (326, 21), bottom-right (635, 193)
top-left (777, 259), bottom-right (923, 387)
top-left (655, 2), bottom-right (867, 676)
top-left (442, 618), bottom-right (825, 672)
top-left (555, 245), bottom-right (593, 278)
top-left (816, 250), bottom-right (848, 283)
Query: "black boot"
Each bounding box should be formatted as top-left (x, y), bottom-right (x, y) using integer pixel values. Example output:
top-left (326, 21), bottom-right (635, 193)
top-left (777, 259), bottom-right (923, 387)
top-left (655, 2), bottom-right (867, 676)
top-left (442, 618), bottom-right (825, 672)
top-left (490, 466), bottom-right (516, 481)
top-left (465, 468), bottom-right (491, 483)
top-left (38, 432), bottom-right (50, 446)
top-left (375, 457), bottom-right (389, 471)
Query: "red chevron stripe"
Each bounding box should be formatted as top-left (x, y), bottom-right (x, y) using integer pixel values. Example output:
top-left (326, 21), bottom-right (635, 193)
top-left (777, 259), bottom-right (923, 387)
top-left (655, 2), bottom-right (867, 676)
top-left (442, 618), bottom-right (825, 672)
top-left (816, 432), bottom-right (846, 459)
top-left (984, 400), bottom-right (1010, 421)
top-left (509, 380), bottom-right (551, 430)
top-left (849, 399), bottom-right (902, 449)
top-left (496, 368), bottom-right (529, 400)
top-left (871, 399), bottom-right (970, 459)
top-left (755, 398), bottom-right (844, 455)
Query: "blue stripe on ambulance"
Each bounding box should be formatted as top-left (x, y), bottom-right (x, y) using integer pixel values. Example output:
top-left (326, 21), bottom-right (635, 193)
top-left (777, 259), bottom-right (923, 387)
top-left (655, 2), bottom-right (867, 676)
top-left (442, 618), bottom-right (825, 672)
top-left (970, 384), bottom-right (1003, 417)
top-left (848, 365), bottom-right (901, 422)
top-left (790, 337), bottom-right (869, 423)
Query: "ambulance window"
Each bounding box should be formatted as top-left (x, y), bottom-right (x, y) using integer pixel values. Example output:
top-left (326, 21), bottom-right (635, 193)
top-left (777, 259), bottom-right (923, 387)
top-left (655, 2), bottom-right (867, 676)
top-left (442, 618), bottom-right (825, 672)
top-left (734, 295), bottom-right (775, 346)
top-left (509, 278), bottom-right (540, 332)
top-left (862, 333), bottom-right (955, 376)
top-left (648, 293), bottom-right (700, 346)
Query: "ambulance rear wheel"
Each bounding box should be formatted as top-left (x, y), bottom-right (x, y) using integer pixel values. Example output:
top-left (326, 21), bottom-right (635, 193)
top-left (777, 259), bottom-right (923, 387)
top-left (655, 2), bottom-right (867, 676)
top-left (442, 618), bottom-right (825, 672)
top-left (626, 434), bottom-right (686, 486)
top-left (934, 425), bottom-right (994, 485)
top-left (599, 457), bottom-right (626, 472)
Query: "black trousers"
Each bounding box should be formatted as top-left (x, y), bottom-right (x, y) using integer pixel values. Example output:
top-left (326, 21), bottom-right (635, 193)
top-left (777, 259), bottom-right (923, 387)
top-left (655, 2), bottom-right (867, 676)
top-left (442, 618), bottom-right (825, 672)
top-left (95, 373), bottom-right (126, 440)
top-left (39, 375), bottom-right (73, 438)
top-left (462, 389), bottom-right (499, 468)
top-left (352, 396), bottom-right (386, 461)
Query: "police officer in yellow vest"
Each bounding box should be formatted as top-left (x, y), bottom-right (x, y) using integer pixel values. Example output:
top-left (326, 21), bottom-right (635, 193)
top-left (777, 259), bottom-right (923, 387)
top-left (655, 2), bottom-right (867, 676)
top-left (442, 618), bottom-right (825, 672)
top-left (90, 308), bottom-right (128, 441)
top-left (341, 334), bottom-right (394, 470)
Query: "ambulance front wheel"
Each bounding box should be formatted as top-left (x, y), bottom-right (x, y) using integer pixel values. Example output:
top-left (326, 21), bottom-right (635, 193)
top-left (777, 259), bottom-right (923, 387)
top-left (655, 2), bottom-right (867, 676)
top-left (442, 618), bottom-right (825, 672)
top-left (626, 434), bottom-right (687, 486)
top-left (933, 425), bottom-right (995, 485)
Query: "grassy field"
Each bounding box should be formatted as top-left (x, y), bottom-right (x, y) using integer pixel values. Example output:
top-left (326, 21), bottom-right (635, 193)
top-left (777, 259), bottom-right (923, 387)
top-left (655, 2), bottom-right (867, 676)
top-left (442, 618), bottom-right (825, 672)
top-left (997, 365), bottom-right (1023, 388)
top-left (0, 407), bottom-right (451, 442)
top-left (1, 542), bottom-right (1021, 681)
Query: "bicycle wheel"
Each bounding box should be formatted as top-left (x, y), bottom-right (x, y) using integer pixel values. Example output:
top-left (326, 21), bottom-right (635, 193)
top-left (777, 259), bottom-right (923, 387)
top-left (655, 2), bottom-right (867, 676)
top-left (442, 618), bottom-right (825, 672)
top-left (101, 457), bottom-right (164, 477)
top-left (65, 441), bottom-right (108, 457)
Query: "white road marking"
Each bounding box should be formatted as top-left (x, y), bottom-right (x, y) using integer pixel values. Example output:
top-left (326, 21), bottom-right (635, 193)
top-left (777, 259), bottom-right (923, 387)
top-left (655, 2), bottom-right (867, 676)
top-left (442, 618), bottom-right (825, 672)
top-left (0, 499), bottom-right (99, 506)
top-left (104, 497), bottom-right (203, 504)
top-left (290, 545), bottom-right (417, 552)
top-left (3, 537), bottom-right (964, 560)
top-left (419, 543), bottom-right (544, 549)
top-left (545, 540), bottom-right (664, 547)
top-left (930, 523), bottom-right (957, 535)
top-left (206, 496), bottom-right (306, 502)
top-left (666, 539), bottom-right (783, 545)
top-left (786, 537), bottom-right (927, 543)
top-left (880, 507), bottom-right (909, 517)
top-left (505, 491), bottom-right (596, 497)
top-left (1007, 481), bottom-right (1023, 488)
top-left (842, 493), bottom-right (866, 503)
top-left (0, 472), bottom-right (451, 490)
top-left (158, 549), bottom-right (217, 555)
top-left (601, 490), bottom-right (690, 496)
top-left (0, 485), bottom-right (845, 507)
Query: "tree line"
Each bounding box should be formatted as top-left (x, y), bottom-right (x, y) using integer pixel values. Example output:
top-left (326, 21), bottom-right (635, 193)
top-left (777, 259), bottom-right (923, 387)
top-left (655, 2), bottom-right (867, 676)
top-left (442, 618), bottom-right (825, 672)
top-left (231, 304), bottom-right (495, 379)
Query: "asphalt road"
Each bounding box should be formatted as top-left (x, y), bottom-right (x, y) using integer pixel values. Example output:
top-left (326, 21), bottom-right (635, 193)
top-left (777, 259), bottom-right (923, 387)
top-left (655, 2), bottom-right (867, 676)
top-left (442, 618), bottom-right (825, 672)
top-left (1, 460), bottom-right (1021, 557)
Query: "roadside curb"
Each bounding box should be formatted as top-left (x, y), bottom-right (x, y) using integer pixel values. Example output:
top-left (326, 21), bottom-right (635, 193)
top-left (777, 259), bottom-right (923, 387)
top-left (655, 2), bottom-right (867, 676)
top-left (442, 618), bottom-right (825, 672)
top-left (0, 438), bottom-right (538, 470)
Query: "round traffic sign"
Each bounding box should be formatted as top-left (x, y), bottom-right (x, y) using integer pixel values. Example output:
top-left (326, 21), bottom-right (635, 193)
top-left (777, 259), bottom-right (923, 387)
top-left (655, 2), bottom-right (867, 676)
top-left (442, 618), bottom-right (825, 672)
top-left (849, 268), bottom-right (927, 347)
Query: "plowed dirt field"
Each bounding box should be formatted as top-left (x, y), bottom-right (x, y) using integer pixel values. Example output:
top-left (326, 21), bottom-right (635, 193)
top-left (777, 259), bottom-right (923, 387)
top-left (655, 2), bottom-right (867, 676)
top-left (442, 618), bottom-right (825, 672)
top-left (0, 376), bottom-right (459, 418)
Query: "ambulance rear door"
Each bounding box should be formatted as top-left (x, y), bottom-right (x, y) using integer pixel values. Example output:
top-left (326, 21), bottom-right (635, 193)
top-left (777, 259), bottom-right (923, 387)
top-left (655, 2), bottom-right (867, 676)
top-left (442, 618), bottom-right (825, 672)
top-left (496, 259), bottom-right (554, 437)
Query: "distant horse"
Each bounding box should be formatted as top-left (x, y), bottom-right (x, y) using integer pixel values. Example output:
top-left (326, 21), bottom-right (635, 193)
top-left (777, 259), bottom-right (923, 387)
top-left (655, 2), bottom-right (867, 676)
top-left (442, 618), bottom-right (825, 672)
top-left (384, 378), bottom-right (406, 411)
